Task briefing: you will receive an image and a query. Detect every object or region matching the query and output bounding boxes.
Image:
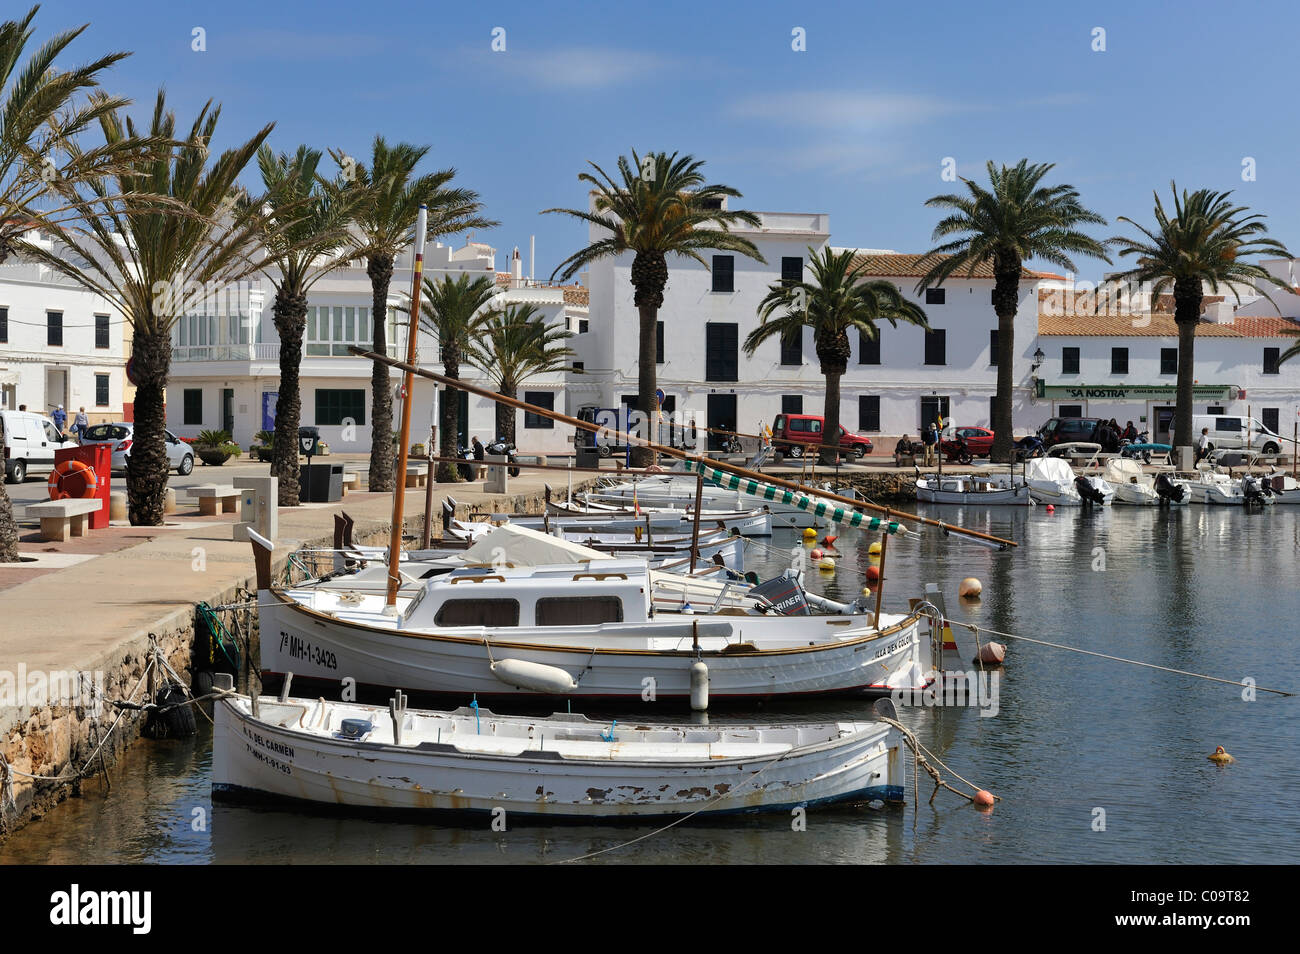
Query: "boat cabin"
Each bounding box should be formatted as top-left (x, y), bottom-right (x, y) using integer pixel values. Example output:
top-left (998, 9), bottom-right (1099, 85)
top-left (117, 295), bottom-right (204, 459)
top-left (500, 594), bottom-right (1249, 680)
top-left (400, 559), bottom-right (652, 629)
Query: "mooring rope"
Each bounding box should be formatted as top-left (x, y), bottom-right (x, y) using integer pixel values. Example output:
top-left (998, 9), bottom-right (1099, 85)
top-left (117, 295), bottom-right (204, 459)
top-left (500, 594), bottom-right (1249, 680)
top-left (954, 621), bottom-right (1293, 697)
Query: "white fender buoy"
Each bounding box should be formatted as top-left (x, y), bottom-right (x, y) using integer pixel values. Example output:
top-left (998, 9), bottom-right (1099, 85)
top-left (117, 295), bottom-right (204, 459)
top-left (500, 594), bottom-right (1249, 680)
top-left (959, 577), bottom-right (982, 599)
top-left (690, 661), bottom-right (709, 711)
top-left (490, 659), bottom-right (577, 694)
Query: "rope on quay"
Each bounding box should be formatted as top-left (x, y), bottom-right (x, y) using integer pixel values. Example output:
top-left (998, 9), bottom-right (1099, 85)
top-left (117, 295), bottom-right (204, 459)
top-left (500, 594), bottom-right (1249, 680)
top-left (549, 747), bottom-right (795, 865)
top-left (953, 621), bottom-right (1294, 697)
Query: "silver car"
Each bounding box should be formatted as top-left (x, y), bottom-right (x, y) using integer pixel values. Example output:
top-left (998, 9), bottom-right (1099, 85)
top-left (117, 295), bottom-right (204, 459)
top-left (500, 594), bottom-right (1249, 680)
top-left (80, 422), bottom-right (195, 476)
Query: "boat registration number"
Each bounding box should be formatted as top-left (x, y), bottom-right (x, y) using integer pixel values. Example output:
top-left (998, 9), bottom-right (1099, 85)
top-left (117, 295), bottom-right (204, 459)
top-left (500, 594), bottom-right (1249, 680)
top-left (280, 631), bottom-right (338, 671)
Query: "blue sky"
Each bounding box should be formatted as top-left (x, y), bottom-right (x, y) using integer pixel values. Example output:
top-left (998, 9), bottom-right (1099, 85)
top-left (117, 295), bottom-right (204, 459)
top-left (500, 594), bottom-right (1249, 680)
top-left (33, 0), bottom-right (1300, 281)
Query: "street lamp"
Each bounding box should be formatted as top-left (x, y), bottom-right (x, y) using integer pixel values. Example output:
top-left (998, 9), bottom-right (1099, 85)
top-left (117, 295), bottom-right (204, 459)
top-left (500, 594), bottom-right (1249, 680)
top-left (1031, 347), bottom-right (1045, 373)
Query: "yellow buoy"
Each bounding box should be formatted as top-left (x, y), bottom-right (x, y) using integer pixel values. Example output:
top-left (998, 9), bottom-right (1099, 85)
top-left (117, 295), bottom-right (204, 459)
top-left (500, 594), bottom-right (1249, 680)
top-left (1207, 746), bottom-right (1235, 764)
top-left (802, 527), bottom-right (817, 539)
top-left (818, 557), bottom-right (836, 572)
top-left (861, 586), bottom-right (872, 597)
top-left (958, 577), bottom-right (982, 599)
top-left (868, 541), bottom-right (882, 555)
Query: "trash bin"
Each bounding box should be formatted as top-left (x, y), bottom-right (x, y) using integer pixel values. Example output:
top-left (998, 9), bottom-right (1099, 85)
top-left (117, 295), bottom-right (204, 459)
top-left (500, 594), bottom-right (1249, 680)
top-left (53, 443), bottom-right (111, 529)
top-left (299, 462), bottom-right (344, 502)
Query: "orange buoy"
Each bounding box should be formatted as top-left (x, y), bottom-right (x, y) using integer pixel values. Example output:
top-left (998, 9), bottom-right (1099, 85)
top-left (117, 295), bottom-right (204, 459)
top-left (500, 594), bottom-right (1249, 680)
top-left (822, 535), bottom-right (838, 547)
top-left (1045, 504), bottom-right (1055, 513)
top-left (1208, 746), bottom-right (1235, 764)
top-left (976, 642), bottom-right (1006, 665)
top-left (973, 790), bottom-right (995, 807)
top-left (810, 548), bottom-right (824, 560)
top-left (48, 459), bottom-right (99, 500)
top-left (865, 565), bottom-right (881, 582)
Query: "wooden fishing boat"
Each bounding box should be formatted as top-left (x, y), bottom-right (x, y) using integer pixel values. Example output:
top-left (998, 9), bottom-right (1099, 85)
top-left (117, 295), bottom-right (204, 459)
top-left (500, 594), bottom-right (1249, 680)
top-left (914, 473), bottom-right (1034, 506)
top-left (211, 691), bottom-right (906, 818)
top-left (251, 538), bottom-right (930, 702)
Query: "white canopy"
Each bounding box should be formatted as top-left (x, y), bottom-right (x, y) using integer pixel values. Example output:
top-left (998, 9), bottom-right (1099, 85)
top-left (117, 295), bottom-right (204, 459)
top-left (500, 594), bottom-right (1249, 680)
top-left (461, 523), bottom-right (607, 566)
top-left (1025, 456), bottom-right (1076, 484)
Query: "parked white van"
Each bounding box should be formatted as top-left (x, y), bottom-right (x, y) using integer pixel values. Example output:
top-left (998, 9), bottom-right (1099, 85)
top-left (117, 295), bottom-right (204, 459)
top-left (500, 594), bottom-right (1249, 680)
top-left (1, 410), bottom-right (75, 483)
top-left (1192, 415), bottom-right (1284, 455)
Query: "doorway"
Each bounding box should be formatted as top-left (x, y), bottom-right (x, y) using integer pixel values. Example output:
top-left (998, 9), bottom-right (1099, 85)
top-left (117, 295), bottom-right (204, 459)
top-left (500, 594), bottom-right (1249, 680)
top-left (1153, 405), bottom-right (1174, 445)
top-left (706, 394), bottom-right (737, 452)
top-left (45, 367), bottom-right (67, 414)
top-left (222, 388), bottom-right (235, 435)
top-left (920, 395), bottom-right (950, 431)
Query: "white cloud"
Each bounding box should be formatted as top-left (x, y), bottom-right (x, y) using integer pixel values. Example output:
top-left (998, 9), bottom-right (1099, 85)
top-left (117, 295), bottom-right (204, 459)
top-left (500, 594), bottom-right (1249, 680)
top-left (729, 91), bottom-right (958, 130)
top-left (497, 47), bottom-right (673, 89)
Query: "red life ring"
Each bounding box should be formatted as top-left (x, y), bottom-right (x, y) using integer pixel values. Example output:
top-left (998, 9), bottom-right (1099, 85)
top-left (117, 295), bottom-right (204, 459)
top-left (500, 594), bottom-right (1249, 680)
top-left (48, 459), bottom-right (99, 500)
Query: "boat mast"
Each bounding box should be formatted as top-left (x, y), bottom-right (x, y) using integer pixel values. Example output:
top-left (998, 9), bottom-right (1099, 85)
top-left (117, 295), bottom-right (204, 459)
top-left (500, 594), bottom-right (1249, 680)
top-left (386, 204), bottom-right (429, 609)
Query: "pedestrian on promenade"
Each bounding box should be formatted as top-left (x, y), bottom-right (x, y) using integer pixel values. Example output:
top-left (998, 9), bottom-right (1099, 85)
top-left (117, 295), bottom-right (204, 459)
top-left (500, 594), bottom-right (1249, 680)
top-left (52, 404), bottom-right (67, 435)
top-left (1197, 427), bottom-right (1212, 463)
top-left (922, 422), bottom-right (937, 466)
top-left (73, 407), bottom-right (89, 441)
top-left (471, 436), bottom-right (484, 461)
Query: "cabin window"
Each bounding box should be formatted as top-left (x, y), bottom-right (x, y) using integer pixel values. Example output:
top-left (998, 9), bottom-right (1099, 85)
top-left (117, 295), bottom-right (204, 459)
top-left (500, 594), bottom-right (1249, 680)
top-left (535, 596), bottom-right (624, 626)
top-left (434, 598), bottom-right (520, 627)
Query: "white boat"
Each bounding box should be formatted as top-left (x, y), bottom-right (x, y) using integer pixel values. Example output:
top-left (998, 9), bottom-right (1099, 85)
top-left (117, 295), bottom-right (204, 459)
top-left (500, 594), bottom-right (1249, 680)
top-left (254, 547), bottom-right (931, 702)
top-left (212, 692), bottom-right (907, 818)
top-left (552, 497), bottom-right (773, 537)
top-left (1264, 473), bottom-right (1300, 503)
top-left (915, 472), bottom-right (1034, 506)
top-left (594, 474), bottom-right (822, 530)
top-left (1023, 457), bottom-right (1114, 506)
top-left (1102, 459), bottom-right (1190, 506)
top-left (1185, 471), bottom-right (1275, 506)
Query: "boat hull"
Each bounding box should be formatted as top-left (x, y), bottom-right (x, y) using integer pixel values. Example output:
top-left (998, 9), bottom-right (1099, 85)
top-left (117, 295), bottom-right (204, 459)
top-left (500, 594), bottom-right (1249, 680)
top-left (212, 697), bottom-right (906, 818)
top-left (258, 591), bottom-right (930, 700)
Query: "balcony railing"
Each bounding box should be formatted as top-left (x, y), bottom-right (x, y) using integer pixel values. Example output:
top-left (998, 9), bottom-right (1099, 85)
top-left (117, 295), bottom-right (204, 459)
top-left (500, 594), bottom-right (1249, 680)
top-left (172, 342), bottom-right (403, 363)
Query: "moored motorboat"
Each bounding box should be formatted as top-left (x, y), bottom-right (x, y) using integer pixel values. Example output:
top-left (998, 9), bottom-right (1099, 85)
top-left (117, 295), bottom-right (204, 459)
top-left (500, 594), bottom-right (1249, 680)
top-left (211, 691), bottom-right (906, 818)
top-left (1102, 458), bottom-right (1189, 505)
top-left (915, 472), bottom-right (1034, 506)
top-left (1023, 457), bottom-right (1114, 506)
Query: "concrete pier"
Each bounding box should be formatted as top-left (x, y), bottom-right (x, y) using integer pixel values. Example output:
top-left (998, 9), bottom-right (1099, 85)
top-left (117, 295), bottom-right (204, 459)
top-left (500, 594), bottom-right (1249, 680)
top-left (0, 471), bottom-right (573, 840)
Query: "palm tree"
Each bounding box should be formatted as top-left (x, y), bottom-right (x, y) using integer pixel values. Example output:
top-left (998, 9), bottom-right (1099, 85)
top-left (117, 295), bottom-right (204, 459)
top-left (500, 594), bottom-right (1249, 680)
top-left (916, 159), bottom-right (1109, 462)
top-left (1278, 327), bottom-right (1300, 369)
top-left (544, 150), bottom-right (765, 465)
top-left (419, 273), bottom-right (500, 481)
top-left (336, 137), bottom-right (495, 493)
top-left (0, 5), bottom-right (155, 561)
top-left (463, 304), bottom-right (577, 444)
top-left (249, 145), bottom-right (364, 505)
top-left (1109, 185), bottom-right (1290, 450)
top-left (745, 247), bottom-right (929, 464)
top-left (21, 90), bottom-right (273, 524)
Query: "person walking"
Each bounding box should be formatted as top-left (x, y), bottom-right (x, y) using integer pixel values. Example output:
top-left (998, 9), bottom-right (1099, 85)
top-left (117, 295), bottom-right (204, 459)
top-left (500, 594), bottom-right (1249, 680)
top-left (1196, 427), bottom-right (1212, 463)
top-left (72, 407), bottom-right (89, 441)
top-left (52, 404), bottom-right (67, 435)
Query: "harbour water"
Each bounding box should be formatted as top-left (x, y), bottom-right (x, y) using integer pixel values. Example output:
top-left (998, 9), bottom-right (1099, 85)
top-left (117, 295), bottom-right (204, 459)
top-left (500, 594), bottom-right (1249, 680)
top-left (4, 504), bottom-right (1298, 864)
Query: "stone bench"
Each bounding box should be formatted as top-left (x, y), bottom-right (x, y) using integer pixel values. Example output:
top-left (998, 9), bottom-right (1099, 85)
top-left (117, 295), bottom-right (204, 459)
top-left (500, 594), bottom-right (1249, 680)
top-left (405, 463), bottom-right (428, 488)
top-left (894, 453), bottom-right (918, 467)
top-left (186, 484), bottom-right (240, 516)
top-left (342, 471), bottom-right (360, 492)
top-left (25, 498), bottom-right (105, 542)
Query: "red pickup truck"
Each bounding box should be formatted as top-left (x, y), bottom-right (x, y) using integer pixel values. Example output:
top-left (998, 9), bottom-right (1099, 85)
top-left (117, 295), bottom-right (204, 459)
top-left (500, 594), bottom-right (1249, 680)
top-left (771, 414), bottom-right (874, 460)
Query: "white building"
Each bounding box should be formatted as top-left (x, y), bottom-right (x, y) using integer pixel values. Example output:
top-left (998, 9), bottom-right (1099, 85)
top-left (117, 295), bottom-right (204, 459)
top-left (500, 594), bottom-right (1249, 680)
top-left (573, 206), bottom-right (1053, 446)
top-left (165, 238), bottom-right (587, 455)
top-left (0, 238), bottom-right (125, 424)
top-left (1033, 273), bottom-right (1300, 443)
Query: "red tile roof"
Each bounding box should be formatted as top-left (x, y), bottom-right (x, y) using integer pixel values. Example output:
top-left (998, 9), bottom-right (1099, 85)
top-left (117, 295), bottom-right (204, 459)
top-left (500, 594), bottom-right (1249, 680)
top-left (1037, 312), bottom-right (1300, 338)
top-left (851, 252), bottom-right (1045, 281)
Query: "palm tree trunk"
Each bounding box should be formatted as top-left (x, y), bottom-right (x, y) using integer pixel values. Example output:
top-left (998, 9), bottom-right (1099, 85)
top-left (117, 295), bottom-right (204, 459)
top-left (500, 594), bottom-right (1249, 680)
top-left (990, 263), bottom-right (1020, 463)
top-left (126, 326), bottom-right (172, 525)
top-left (271, 288), bottom-right (307, 505)
top-left (820, 368), bottom-right (843, 466)
top-left (496, 383), bottom-right (517, 444)
top-left (1173, 279), bottom-right (1203, 451)
top-left (436, 354), bottom-right (462, 483)
top-left (630, 251), bottom-right (667, 468)
top-left (367, 254), bottom-right (396, 493)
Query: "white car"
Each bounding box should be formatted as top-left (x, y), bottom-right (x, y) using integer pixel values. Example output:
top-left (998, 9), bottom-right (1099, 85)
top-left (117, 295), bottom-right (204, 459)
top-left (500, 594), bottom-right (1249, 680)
top-left (1, 409), bottom-right (76, 483)
top-left (79, 422), bottom-right (195, 476)
top-left (1192, 415), bottom-right (1284, 455)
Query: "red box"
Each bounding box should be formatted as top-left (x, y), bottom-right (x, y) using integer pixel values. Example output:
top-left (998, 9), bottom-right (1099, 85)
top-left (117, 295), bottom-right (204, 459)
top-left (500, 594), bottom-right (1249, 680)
top-left (53, 444), bottom-right (112, 529)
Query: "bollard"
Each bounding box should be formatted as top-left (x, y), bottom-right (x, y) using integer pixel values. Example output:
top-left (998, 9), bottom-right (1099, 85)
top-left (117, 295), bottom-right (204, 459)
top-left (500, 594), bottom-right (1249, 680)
top-left (163, 487), bottom-right (176, 515)
top-left (109, 491), bottom-right (127, 521)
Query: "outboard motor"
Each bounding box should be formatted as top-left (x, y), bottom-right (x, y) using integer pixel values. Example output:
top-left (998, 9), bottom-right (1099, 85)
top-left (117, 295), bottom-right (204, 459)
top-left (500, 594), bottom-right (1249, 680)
top-left (1153, 472), bottom-right (1186, 505)
top-left (1075, 475), bottom-right (1106, 507)
top-left (1242, 475), bottom-right (1266, 509)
